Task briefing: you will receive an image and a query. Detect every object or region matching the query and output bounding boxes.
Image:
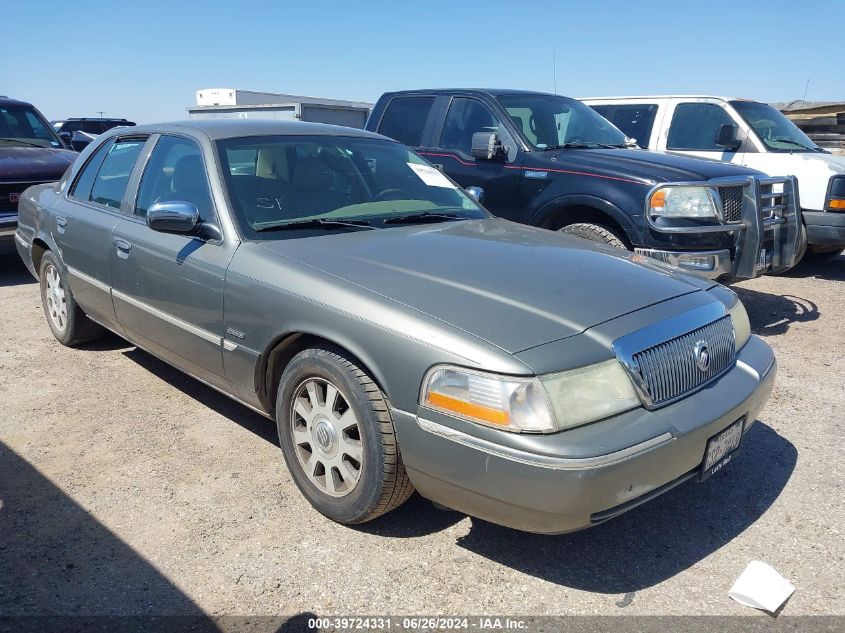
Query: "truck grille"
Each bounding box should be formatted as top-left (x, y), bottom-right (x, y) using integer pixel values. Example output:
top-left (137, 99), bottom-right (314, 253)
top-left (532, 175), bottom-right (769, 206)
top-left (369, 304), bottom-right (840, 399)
top-left (0, 182), bottom-right (44, 213)
top-left (718, 186), bottom-right (744, 222)
top-left (630, 316), bottom-right (735, 407)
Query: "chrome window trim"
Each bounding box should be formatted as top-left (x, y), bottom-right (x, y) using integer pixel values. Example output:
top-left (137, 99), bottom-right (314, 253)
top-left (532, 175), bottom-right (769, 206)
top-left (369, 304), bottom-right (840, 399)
top-left (416, 417), bottom-right (674, 470)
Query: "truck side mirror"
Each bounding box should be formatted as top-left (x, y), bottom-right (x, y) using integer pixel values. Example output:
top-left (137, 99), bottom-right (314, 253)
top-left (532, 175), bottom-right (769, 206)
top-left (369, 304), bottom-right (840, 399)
top-left (471, 131), bottom-right (506, 161)
top-left (716, 124), bottom-right (741, 151)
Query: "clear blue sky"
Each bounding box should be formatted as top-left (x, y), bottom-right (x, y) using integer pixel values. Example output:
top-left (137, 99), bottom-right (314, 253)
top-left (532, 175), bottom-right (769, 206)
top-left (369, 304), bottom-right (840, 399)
top-left (3, 0), bottom-right (842, 124)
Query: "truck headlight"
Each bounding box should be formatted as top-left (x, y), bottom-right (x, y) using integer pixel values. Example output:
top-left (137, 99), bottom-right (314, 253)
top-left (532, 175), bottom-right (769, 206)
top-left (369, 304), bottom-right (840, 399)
top-left (421, 362), bottom-right (641, 434)
top-left (421, 366), bottom-right (555, 432)
top-left (728, 296), bottom-right (751, 350)
top-left (540, 360), bottom-right (640, 430)
top-left (649, 186), bottom-right (717, 219)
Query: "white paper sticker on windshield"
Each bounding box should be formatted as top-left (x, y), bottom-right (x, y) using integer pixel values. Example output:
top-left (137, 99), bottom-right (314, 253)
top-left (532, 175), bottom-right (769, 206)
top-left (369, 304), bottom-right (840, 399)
top-left (407, 163), bottom-right (456, 188)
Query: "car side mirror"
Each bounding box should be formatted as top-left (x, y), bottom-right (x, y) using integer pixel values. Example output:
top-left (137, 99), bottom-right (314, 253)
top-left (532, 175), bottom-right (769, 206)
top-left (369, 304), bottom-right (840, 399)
top-left (146, 201), bottom-right (200, 234)
top-left (465, 186), bottom-right (484, 203)
top-left (716, 124), bottom-right (741, 151)
top-left (471, 131), bottom-right (506, 161)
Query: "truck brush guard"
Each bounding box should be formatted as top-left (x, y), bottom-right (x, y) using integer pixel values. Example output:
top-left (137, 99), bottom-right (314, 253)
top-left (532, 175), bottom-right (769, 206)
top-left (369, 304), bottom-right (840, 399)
top-left (638, 176), bottom-right (802, 279)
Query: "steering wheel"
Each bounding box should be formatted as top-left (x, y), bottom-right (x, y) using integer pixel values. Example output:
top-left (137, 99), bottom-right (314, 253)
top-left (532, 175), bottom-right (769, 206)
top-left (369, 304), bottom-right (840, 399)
top-left (373, 188), bottom-right (410, 202)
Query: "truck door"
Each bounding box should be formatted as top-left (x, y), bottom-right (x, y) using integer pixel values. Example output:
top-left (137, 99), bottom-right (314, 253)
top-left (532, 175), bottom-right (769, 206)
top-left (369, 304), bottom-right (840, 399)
top-left (420, 96), bottom-right (524, 221)
top-left (660, 99), bottom-right (747, 166)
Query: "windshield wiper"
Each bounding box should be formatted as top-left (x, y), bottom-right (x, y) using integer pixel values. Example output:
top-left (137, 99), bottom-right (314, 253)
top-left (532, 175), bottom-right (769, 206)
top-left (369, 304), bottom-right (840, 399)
top-left (0, 138), bottom-right (48, 148)
top-left (542, 141), bottom-right (626, 150)
top-left (254, 218), bottom-right (374, 232)
top-left (770, 137), bottom-right (817, 151)
top-left (382, 211), bottom-right (462, 224)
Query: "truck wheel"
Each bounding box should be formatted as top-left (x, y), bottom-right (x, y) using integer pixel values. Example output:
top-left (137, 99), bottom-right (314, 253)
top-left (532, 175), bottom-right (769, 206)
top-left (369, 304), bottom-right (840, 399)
top-left (560, 222), bottom-right (628, 249)
top-left (275, 345), bottom-right (414, 525)
top-left (39, 251), bottom-right (103, 346)
top-left (805, 246), bottom-right (844, 261)
top-left (769, 223), bottom-right (807, 275)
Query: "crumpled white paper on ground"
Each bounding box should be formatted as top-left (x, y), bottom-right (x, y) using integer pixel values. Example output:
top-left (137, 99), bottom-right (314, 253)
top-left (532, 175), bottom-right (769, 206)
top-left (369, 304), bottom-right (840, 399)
top-left (729, 561), bottom-right (795, 613)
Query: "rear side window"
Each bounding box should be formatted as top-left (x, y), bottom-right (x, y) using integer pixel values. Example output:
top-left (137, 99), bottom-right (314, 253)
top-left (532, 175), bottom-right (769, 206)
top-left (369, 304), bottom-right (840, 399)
top-left (591, 104), bottom-right (658, 148)
top-left (88, 139), bottom-right (146, 209)
top-left (81, 121), bottom-right (104, 134)
top-left (667, 103), bottom-right (735, 151)
top-left (377, 96), bottom-right (434, 147)
top-left (69, 140), bottom-right (114, 200)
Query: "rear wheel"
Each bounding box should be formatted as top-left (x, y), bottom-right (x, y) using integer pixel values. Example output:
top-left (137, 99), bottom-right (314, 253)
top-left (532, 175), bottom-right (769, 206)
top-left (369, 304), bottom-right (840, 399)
top-left (39, 251), bottom-right (103, 346)
top-left (275, 345), bottom-right (413, 524)
top-left (560, 222), bottom-right (628, 249)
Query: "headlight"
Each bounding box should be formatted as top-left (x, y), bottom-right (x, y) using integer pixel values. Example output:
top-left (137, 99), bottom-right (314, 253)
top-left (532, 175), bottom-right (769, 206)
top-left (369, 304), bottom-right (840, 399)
top-left (541, 360), bottom-right (640, 430)
top-left (728, 296), bottom-right (751, 350)
top-left (421, 366), bottom-right (555, 432)
top-left (826, 175), bottom-right (845, 212)
top-left (421, 362), bottom-right (641, 434)
top-left (649, 186), bottom-right (717, 219)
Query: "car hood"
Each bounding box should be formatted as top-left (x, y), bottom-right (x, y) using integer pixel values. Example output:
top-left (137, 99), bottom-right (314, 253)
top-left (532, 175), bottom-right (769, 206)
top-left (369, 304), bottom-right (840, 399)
top-left (258, 219), bottom-right (712, 353)
top-left (0, 146), bottom-right (76, 181)
top-left (536, 148), bottom-right (764, 184)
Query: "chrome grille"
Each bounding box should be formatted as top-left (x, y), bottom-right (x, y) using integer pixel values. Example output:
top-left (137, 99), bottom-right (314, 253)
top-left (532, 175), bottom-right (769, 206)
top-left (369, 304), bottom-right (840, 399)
top-left (631, 316), bottom-right (735, 407)
top-left (718, 186), bottom-right (744, 222)
top-left (0, 181), bottom-right (45, 213)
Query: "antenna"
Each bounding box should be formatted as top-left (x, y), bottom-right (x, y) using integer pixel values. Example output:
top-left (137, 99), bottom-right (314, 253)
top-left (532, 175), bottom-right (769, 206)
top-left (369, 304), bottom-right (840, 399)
top-left (802, 79), bottom-right (809, 102)
top-left (96, 111), bottom-right (105, 117)
top-left (553, 46), bottom-right (557, 95)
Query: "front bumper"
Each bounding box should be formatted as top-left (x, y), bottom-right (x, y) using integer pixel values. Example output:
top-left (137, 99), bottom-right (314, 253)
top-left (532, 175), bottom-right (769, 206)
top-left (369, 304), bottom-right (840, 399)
top-left (633, 248), bottom-right (732, 279)
top-left (394, 335), bottom-right (776, 534)
top-left (803, 210), bottom-right (845, 247)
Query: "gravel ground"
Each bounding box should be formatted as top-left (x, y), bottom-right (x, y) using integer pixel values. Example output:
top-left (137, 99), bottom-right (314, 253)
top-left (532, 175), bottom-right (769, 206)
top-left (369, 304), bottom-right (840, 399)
top-left (0, 251), bottom-right (843, 620)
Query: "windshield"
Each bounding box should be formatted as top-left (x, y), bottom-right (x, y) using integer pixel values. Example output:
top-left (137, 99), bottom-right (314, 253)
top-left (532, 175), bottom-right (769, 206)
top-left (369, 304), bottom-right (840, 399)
top-left (730, 100), bottom-right (820, 152)
top-left (496, 94), bottom-right (627, 149)
top-left (217, 135), bottom-right (487, 238)
top-left (0, 105), bottom-right (63, 148)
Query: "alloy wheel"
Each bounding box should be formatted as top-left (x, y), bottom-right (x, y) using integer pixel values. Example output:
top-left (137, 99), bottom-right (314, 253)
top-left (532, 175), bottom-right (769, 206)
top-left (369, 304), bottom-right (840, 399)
top-left (44, 264), bottom-right (68, 333)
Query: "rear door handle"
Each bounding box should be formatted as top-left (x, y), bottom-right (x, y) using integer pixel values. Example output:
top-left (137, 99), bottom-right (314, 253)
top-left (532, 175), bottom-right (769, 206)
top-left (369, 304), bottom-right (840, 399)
top-left (113, 237), bottom-right (132, 253)
top-left (55, 217), bottom-right (67, 233)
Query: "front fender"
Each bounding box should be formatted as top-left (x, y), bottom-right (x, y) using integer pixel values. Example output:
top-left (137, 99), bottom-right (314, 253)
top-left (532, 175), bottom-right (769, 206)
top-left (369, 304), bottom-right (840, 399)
top-left (529, 194), bottom-right (645, 246)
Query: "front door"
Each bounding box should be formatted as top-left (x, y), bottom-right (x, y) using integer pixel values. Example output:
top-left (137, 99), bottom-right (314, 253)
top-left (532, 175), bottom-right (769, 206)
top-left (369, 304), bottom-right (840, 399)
top-left (110, 134), bottom-right (236, 385)
top-left (421, 96), bottom-right (524, 221)
top-left (662, 99), bottom-right (746, 166)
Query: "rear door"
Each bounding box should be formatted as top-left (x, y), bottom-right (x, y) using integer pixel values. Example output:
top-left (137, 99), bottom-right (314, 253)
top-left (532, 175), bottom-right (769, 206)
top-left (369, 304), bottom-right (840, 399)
top-left (660, 98), bottom-right (747, 166)
top-left (110, 133), bottom-right (236, 385)
top-left (55, 135), bottom-right (149, 331)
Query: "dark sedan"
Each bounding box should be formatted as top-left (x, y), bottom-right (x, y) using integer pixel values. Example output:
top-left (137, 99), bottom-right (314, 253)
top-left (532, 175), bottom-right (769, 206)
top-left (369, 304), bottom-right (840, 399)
top-left (15, 120), bottom-right (775, 533)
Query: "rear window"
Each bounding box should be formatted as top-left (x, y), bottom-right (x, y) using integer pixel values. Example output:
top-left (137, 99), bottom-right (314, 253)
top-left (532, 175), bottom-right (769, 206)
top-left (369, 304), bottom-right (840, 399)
top-left (377, 96), bottom-right (435, 147)
top-left (590, 104), bottom-right (658, 148)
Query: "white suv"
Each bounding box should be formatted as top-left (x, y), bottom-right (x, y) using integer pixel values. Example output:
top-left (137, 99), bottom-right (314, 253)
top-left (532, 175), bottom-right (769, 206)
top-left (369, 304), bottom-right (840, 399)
top-left (583, 96), bottom-right (845, 260)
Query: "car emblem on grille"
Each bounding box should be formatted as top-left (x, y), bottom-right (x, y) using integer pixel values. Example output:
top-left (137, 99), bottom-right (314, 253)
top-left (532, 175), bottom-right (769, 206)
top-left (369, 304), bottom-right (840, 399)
top-left (694, 340), bottom-right (711, 372)
top-left (8, 192), bottom-right (20, 204)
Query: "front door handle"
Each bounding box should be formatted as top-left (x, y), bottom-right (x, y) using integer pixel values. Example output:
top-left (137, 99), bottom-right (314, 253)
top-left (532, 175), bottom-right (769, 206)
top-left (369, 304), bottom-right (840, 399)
top-left (113, 237), bottom-right (132, 253)
top-left (55, 216), bottom-right (67, 233)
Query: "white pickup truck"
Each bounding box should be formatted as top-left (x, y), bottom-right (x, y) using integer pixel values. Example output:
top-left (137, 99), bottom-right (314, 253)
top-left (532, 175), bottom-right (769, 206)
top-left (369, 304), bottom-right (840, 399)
top-left (583, 96), bottom-right (845, 260)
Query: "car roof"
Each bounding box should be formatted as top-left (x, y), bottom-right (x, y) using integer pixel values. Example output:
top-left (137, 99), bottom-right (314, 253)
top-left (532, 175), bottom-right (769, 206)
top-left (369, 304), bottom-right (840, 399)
top-left (580, 95), bottom-right (753, 102)
top-left (64, 117), bottom-right (132, 122)
top-left (0, 96), bottom-right (35, 108)
top-left (124, 119), bottom-right (389, 141)
top-left (382, 88), bottom-right (563, 98)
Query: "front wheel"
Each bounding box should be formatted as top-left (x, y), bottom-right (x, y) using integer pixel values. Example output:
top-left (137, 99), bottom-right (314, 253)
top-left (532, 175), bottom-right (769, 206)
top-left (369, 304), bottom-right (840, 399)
top-left (275, 345), bottom-right (413, 524)
top-left (559, 222), bottom-right (628, 249)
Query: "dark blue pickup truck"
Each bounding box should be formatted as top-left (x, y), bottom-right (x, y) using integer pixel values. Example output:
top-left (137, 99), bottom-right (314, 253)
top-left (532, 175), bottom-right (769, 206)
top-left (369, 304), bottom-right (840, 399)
top-left (366, 89), bottom-right (803, 279)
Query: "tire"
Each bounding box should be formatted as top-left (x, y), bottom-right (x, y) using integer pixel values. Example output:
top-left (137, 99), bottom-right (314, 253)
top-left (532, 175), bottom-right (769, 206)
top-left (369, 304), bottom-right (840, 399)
top-left (38, 251), bottom-right (104, 346)
top-left (768, 223), bottom-right (808, 275)
top-left (275, 345), bottom-right (414, 524)
top-left (560, 222), bottom-right (628, 249)
top-left (805, 245), bottom-right (844, 262)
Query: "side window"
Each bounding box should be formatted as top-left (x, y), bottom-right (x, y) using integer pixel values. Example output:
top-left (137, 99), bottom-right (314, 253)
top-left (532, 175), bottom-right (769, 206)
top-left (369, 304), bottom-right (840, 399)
top-left (69, 139), bottom-right (114, 201)
top-left (438, 97), bottom-right (505, 157)
top-left (377, 96), bottom-right (435, 147)
top-left (591, 104), bottom-right (658, 148)
top-left (81, 120), bottom-right (104, 134)
top-left (88, 138), bottom-right (145, 209)
top-left (135, 136), bottom-right (213, 220)
top-left (667, 103), bottom-right (735, 151)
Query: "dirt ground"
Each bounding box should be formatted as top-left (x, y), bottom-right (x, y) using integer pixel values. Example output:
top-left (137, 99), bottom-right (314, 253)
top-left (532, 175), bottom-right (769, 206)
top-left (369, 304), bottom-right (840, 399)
top-left (0, 251), bottom-right (843, 621)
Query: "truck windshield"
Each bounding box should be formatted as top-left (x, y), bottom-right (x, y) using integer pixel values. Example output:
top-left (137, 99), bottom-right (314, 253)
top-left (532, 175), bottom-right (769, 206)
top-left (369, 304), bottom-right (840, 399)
top-left (730, 100), bottom-right (821, 153)
top-left (217, 135), bottom-right (487, 237)
top-left (0, 105), bottom-right (64, 148)
top-left (496, 94), bottom-right (627, 149)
